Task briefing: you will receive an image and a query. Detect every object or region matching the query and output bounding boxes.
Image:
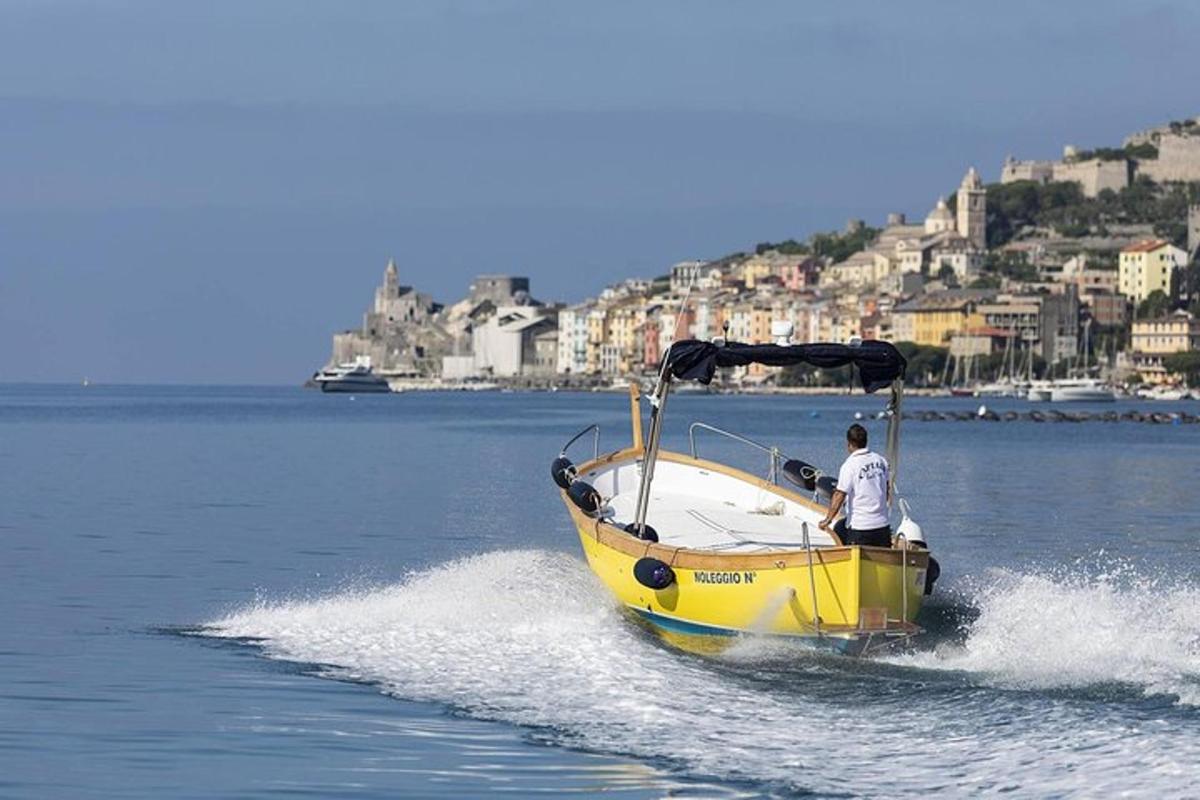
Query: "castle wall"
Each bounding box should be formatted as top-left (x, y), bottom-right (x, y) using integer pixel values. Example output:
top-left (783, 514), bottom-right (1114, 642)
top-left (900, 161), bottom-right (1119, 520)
top-left (1135, 134), bottom-right (1200, 183)
top-left (1051, 159), bottom-right (1129, 197)
top-left (470, 275), bottom-right (530, 306)
top-left (1001, 160), bottom-right (1054, 185)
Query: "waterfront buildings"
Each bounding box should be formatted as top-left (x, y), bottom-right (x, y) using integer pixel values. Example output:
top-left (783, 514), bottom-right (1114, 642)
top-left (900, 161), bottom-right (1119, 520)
top-left (321, 118), bottom-right (1200, 388)
top-left (1130, 310), bottom-right (1200, 384)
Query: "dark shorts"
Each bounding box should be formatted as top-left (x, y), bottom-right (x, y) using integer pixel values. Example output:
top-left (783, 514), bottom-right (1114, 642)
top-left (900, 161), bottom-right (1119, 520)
top-left (833, 520), bottom-right (892, 547)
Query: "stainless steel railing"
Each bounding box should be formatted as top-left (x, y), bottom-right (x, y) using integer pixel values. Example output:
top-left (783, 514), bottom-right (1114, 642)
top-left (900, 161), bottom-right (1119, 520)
top-left (801, 521), bottom-right (822, 636)
top-left (688, 422), bottom-right (784, 484)
top-left (559, 423), bottom-right (600, 462)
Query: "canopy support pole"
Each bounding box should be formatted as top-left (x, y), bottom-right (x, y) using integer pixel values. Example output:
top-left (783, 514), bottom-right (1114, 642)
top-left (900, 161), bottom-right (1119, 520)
top-left (633, 370), bottom-right (672, 534)
top-left (629, 382), bottom-right (644, 450)
top-left (885, 378), bottom-right (904, 505)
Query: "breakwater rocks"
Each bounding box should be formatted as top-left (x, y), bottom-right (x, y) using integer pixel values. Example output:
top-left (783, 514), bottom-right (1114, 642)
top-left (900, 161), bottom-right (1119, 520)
top-left (900, 407), bottom-right (1200, 425)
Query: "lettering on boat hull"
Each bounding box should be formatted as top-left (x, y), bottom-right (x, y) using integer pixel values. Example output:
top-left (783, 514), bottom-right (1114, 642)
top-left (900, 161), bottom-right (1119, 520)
top-left (693, 571), bottom-right (757, 585)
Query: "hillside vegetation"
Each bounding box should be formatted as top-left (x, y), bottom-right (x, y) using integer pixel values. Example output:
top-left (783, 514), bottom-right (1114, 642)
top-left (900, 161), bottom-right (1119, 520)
top-left (974, 177), bottom-right (1200, 248)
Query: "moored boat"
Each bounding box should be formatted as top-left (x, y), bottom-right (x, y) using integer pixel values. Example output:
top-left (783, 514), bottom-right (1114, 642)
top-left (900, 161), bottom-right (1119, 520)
top-left (312, 356), bottom-right (391, 393)
top-left (552, 339), bottom-right (937, 657)
top-left (1047, 378), bottom-right (1115, 403)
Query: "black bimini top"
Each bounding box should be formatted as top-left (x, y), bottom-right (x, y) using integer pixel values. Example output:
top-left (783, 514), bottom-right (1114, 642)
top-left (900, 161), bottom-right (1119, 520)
top-left (664, 340), bottom-right (907, 393)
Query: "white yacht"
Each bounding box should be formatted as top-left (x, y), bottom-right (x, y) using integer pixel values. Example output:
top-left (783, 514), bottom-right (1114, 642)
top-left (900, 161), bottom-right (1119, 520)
top-left (975, 379), bottom-right (1021, 398)
top-left (312, 356), bottom-right (391, 393)
top-left (1137, 385), bottom-right (1189, 401)
top-left (1046, 378), bottom-right (1115, 403)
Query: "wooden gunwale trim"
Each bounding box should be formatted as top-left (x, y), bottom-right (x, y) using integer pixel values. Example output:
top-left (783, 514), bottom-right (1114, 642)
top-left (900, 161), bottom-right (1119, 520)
top-left (563, 492), bottom-right (927, 571)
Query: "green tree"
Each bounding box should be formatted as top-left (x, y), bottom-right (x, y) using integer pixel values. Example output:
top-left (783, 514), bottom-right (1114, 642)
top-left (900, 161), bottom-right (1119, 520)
top-left (1137, 289), bottom-right (1173, 319)
top-left (893, 342), bottom-right (949, 387)
top-left (937, 262), bottom-right (959, 287)
top-left (1163, 352), bottom-right (1200, 386)
top-left (983, 251), bottom-right (1039, 283)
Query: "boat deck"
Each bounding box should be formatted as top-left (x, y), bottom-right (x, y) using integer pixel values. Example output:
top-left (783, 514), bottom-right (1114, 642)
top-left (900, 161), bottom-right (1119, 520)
top-left (587, 454), bottom-right (839, 554)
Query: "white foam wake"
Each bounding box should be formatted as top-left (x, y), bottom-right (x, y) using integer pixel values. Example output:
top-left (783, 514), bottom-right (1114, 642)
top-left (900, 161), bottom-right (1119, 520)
top-left (203, 550), bottom-right (1200, 797)
top-left (890, 565), bottom-right (1200, 707)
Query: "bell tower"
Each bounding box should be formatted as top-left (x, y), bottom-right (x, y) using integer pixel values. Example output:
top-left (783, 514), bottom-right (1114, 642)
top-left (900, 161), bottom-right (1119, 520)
top-left (956, 167), bottom-right (987, 250)
top-left (383, 258), bottom-right (399, 293)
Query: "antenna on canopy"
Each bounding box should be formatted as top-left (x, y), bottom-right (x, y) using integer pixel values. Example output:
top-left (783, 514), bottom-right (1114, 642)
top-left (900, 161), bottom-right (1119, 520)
top-left (651, 261), bottom-right (700, 399)
top-left (633, 261), bottom-right (699, 536)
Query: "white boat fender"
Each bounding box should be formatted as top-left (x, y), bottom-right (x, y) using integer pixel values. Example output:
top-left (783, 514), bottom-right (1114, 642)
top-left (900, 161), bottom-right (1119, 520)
top-left (567, 481), bottom-right (602, 516)
top-left (633, 557), bottom-right (675, 590)
top-left (623, 522), bottom-right (659, 542)
top-left (550, 456), bottom-right (577, 490)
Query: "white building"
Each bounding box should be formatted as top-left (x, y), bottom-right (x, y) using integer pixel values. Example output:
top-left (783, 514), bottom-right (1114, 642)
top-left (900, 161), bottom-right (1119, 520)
top-left (555, 304), bottom-right (590, 375)
top-left (471, 306), bottom-right (557, 377)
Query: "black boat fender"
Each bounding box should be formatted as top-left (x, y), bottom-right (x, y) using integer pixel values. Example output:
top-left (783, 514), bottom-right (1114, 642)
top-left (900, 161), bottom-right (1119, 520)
top-left (633, 557), bottom-right (675, 590)
top-left (781, 459), bottom-right (819, 492)
top-left (550, 456), bottom-right (577, 490)
top-left (567, 481), bottom-right (603, 516)
top-left (624, 522), bottom-right (659, 542)
top-left (815, 475), bottom-right (838, 503)
top-left (924, 556), bottom-right (940, 595)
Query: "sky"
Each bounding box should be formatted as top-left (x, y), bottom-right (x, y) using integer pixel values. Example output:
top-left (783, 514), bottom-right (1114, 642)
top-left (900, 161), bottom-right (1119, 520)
top-left (2, 1), bottom-right (1197, 384)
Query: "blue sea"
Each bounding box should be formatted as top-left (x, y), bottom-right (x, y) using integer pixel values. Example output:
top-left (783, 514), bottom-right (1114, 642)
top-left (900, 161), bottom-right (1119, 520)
top-left (2, 385), bottom-right (1198, 798)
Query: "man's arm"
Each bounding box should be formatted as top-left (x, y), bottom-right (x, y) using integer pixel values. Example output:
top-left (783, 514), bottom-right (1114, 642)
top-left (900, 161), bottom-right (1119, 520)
top-left (819, 490), bottom-right (846, 531)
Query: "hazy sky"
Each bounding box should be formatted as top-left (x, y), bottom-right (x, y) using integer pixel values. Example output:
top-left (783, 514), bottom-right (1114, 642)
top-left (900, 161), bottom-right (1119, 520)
top-left (3, 1), bottom-right (1197, 383)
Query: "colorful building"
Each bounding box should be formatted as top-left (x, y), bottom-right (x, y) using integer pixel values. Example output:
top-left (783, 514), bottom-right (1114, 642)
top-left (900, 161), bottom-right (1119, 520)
top-left (1119, 240), bottom-right (1189, 305)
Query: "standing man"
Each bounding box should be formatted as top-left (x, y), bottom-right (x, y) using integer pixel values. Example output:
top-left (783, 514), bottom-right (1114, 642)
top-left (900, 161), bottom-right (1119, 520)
top-left (818, 423), bottom-right (891, 546)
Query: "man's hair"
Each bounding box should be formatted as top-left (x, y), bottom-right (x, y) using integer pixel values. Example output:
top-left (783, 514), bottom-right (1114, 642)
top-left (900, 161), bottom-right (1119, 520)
top-left (846, 424), bottom-right (868, 449)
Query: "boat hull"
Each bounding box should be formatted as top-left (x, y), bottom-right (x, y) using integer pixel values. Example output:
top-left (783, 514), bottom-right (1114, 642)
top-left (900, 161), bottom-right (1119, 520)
top-left (564, 485), bottom-right (927, 656)
top-left (318, 380), bottom-right (391, 393)
top-left (1049, 388), bottom-right (1115, 402)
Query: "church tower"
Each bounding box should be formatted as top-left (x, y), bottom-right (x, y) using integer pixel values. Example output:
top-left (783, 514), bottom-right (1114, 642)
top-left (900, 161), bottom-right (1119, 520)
top-left (956, 167), bottom-right (987, 250)
top-left (383, 257), bottom-right (399, 294)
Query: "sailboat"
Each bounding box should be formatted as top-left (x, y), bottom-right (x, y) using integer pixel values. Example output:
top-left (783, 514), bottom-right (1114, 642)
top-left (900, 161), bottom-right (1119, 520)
top-left (1031, 320), bottom-right (1115, 403)
top-left (551, 339), bottom-right (936, 657)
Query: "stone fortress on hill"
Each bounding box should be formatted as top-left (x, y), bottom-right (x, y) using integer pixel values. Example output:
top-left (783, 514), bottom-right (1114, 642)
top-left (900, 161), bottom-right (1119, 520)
top-left (321, 115), bottom-right (1200, 389)
top-left (1003, 118), bottom-right (1200, 196)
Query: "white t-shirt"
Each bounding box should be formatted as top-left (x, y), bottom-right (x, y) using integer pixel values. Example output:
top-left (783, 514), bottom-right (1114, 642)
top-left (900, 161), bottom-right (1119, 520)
top-left (836, 448), bottom-right (890, 530)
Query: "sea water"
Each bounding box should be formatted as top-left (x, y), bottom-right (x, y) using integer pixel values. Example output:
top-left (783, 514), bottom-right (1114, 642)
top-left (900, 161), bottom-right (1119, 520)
top-left (2, 385), bottom-right (1198, 798)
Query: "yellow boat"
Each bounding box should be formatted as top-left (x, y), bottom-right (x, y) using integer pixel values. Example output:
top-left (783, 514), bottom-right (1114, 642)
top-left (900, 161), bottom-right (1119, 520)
top-left (552, 338), bottom-right (937, 657)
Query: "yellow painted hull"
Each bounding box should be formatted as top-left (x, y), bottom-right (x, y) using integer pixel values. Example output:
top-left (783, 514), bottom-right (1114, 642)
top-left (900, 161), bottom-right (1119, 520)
top-left (562, 459), bottom-right (928, 656)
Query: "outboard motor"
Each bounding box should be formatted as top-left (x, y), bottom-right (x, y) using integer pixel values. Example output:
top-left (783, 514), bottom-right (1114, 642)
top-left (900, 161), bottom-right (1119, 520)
top-left (896, 499), bottom-right (939, 595)
top-left (633, 557), bottom-right (675, 590)
top-left (895, 498), bottom-right (926, 548)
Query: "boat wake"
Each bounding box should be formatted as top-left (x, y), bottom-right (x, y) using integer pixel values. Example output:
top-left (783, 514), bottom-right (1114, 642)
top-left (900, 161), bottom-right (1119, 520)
top-left (887, 564), bottom-right (1200, 707)
top-left (198, 549), bottom-right (1200, 796)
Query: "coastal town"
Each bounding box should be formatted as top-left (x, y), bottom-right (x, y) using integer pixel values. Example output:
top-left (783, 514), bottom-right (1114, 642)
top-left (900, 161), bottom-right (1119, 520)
top-left (317, 117), bottom-right (1200, 397)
